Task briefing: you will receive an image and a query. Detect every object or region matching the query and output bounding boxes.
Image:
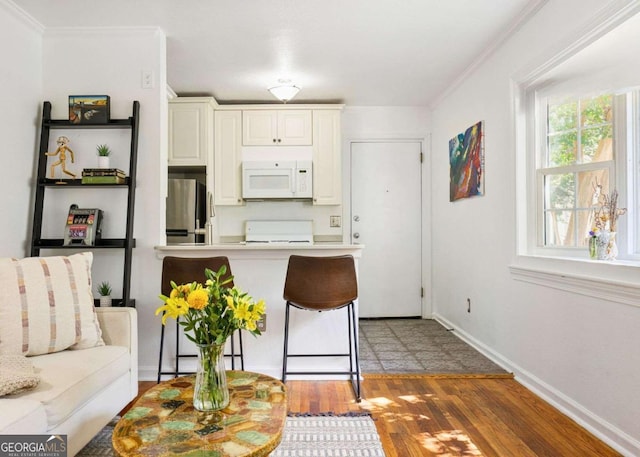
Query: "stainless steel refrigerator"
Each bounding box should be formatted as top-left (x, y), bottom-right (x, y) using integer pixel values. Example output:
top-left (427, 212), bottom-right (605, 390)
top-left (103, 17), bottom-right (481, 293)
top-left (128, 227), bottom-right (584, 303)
top-left (166, 179), bottom-right (206, 244)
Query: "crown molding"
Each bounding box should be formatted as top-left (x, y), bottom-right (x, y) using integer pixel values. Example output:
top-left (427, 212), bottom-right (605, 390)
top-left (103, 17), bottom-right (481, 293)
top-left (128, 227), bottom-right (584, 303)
top-left (44, 26), bottom-right (164, 39)
top-left (430, 0), bottom-right (548, 109)
top-left (0, 0), bottom-right (44, 34)
top-left (514, 0), bottom-right (640, 87)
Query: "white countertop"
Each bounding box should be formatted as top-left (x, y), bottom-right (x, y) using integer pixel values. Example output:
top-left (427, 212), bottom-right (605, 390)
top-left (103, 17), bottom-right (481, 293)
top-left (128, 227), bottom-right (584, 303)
top-left (154, 243), bottom-right (364, 259)
top-left (156, 242), bottom-right (363, 251)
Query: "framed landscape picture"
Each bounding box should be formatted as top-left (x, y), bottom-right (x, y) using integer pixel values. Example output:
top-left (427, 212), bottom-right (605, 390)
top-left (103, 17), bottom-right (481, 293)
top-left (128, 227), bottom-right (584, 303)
top-left (449, 120), bottom-right (484, 202)
top-left (69, 95), bottom-right (110, 124)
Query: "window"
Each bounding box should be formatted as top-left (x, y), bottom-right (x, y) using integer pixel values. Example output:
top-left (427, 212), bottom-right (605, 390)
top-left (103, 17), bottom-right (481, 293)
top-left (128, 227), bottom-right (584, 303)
top-left (533, 89), bottom-right (638, 259)
top-left (538, 93), bottom-right (615, 248)
top-left (511, 8), bottom-right (640, 302)
top-left (514, 8), bottom-right (640, 269)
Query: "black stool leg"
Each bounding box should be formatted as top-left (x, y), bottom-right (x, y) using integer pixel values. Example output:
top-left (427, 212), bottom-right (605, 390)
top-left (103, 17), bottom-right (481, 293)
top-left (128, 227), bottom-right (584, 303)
top-left (230, 331), bottom-right (236, 370)
top-left (157, 318), bottom-right (166, 384)
top-left (282, 302), bottom-right (291, 382)
top-left (174, 318), bottom-right (180, 377)
top-left (238, 330), bottom-right (245, 370)
top-left (349, 302), bottom-right (361, 402)
top-left (226, 330), bottom-right (245, 370)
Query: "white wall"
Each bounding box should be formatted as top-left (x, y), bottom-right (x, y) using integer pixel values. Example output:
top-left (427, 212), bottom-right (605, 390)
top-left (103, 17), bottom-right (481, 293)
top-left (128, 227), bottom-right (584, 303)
top-left (342, 106), bottom-right (431, 140)
top-left (0, 1), bottom-right (42, 257)
top-left (430, 1), bottom-right (640, 454)
top-left (40, 27), bottom-right (168, 387)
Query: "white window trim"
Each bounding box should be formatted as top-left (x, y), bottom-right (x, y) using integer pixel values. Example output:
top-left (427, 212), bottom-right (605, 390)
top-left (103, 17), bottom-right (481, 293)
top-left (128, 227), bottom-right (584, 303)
top-left (630, 91), bottom-right (640, 254)
top-left (511, 3), bottom-right (640, 300)
top-left (509, 261), bottom-right (640, 308)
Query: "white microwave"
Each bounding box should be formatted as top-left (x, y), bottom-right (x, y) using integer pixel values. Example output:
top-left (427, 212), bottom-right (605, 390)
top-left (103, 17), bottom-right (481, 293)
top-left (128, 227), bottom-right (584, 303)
top-left (242, 160), bottom-right (313, 199)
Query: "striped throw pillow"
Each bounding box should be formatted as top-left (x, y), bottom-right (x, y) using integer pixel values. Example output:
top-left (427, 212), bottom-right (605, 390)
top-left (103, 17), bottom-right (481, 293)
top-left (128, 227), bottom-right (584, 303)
top-left (0, 252), bottom-right (104, 356)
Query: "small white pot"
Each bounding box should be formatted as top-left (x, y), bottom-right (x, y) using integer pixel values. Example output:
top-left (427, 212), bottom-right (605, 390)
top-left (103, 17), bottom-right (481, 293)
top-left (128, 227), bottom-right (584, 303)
top-left (99, 295), bottom-right (112, 307)
top-left (98, 156), bottom-right (110, 169)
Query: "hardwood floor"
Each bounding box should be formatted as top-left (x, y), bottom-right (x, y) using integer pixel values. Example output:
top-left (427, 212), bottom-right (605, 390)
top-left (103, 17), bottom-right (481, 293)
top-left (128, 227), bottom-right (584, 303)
top-left (137, 376), bottom-right (621, 456)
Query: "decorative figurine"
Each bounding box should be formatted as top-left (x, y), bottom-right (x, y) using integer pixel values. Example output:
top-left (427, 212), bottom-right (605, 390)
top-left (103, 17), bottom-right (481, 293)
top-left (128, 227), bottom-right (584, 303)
top-left (46, 136), bottom-right (76, 179)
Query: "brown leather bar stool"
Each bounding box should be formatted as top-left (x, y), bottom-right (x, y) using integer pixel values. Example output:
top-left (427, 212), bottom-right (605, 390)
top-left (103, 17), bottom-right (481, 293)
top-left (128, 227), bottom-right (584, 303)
top-left (157, 256), bottom-right (244, 383)
top-left (281, 254), bottom-right (361, 401)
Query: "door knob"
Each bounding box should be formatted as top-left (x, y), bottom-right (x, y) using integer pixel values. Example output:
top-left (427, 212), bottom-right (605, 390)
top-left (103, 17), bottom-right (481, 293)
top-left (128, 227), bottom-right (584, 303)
top-left (353, 232), bottom-right (360, 239)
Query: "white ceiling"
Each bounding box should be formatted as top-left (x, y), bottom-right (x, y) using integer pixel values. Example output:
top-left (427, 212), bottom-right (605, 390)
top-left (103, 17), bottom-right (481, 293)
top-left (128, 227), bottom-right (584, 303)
top-left (13, 0), bottom-right (535, 106)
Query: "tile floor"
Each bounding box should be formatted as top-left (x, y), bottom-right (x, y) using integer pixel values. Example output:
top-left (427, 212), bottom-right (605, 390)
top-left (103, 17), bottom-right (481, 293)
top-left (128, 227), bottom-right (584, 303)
top-left (358, 319), bottom-right (508, 374)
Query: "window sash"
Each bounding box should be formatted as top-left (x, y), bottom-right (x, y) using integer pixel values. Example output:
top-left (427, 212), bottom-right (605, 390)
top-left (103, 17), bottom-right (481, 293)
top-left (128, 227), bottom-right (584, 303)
top-left (535, 92), bottom-right (620, 252)
top-left (536, 162), bottom-right (615, 248)
top-left (630, 91), bottom-right (640, 255)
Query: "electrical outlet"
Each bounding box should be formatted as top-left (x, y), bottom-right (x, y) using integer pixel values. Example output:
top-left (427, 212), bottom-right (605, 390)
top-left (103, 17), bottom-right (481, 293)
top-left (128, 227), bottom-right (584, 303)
top-left (330, 215), bottom-right (341, 227)
top-left (141, 70), bottom-right (154, 89)
top-left (257, 314), bottom-right (267, 332)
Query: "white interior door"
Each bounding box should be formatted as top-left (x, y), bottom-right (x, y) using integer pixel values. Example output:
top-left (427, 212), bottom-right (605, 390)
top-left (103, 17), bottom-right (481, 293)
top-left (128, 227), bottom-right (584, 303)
top-left (351, 141), bottom-right (422, 318)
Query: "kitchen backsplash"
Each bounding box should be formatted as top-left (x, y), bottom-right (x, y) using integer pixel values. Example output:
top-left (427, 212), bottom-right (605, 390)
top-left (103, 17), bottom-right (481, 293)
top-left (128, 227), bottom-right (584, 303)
top-left (213, 200), bottom-right (343, 242)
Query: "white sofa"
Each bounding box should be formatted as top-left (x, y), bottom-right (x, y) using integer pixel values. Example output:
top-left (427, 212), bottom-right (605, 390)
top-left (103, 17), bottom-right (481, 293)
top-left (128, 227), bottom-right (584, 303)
top-left (0, 307), bottom-right (138, 456)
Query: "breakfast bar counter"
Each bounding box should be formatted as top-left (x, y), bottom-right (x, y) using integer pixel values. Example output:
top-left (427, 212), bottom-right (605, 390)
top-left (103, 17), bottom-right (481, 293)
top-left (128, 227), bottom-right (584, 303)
top-left (154, 243), bottom-right (364, 380)
top-left (156, 242), bottom-right (363, 252)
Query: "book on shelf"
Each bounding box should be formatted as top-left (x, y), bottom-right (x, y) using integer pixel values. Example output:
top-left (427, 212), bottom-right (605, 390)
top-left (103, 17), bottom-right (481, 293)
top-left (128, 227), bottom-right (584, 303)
top-left (82, 168), bottom-right (126, 178)
top-left (81, 175), bottom-right (126, 184)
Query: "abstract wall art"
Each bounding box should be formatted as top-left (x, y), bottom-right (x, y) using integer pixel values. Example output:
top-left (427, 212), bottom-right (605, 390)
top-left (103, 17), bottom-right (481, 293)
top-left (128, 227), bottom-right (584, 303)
top-left (449, 120), bottom-right (484, 202)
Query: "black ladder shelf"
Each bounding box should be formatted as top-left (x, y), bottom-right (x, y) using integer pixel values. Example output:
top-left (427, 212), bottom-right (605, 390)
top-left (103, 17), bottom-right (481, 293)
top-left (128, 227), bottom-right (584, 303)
top-left (30, 101), bottom-right (140, 307)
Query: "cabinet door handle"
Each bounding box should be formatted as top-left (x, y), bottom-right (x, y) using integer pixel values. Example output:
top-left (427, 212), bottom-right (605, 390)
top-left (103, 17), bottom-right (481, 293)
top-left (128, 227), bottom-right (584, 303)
top-left (273, 138), bottom-right (277, 143)
top-left (277, 138), bottom-right (282, 143)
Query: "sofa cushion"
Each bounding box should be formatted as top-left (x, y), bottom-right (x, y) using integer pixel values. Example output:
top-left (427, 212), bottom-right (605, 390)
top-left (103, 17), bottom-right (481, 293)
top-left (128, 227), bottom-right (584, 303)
top-left (15, 345), bottom-right (130, 428)
top-left (0, 398), bottom-right (47, 434)
top-left (0, 252), bottom-right (104, 356)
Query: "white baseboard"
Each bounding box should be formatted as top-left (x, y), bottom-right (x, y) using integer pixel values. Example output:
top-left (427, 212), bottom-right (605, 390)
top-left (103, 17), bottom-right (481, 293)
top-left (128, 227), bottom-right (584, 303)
top-left (433, 314), bottom-right (640, 457)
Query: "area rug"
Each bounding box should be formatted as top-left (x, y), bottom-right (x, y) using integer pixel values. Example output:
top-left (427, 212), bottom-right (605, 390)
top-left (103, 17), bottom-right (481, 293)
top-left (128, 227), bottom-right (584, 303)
top-left (77, 414), bottom-right (386, 456)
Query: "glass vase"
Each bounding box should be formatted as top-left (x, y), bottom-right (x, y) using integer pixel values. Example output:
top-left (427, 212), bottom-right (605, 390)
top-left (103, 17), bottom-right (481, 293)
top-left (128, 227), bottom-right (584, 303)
top-left (193, 342), bottom-right (229, 412)
top-left (588, 236), bottom-right (597, 259)
top-left (595, 231), bottom-right (617, 261)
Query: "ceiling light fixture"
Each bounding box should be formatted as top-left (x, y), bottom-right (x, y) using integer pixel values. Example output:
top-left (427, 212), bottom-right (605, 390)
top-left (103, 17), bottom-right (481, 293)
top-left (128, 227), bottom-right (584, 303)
top-left (268, 80), bottom-right (300, 103)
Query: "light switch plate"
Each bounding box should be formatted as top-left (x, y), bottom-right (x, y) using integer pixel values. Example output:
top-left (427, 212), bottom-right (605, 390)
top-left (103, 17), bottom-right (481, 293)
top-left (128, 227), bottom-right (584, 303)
top-left (141, 70), bottom-right (154, 89)
top-left (257, 314), bottom-right (267, 332)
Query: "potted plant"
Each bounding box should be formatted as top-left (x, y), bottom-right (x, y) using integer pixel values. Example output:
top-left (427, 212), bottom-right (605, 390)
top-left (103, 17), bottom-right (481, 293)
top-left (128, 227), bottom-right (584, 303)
top-left (97, 281), bottom-right (112, 307)
top-left (96, 144), bottom-right (111, 168)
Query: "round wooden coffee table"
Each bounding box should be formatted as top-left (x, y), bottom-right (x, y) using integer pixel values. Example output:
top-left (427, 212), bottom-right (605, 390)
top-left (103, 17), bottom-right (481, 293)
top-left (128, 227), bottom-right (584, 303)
top-left (113, 371), bottom-right (287, 457)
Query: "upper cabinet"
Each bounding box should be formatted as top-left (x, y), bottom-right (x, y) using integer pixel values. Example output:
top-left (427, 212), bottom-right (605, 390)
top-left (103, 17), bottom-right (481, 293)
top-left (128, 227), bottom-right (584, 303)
top-left (168, 97), bottom-right (216, 166)
top-left (214, 110), bottom-right (243, 206)
top-left (312, 110), bottom-right (342, 205)
top-left (242, 110), bottom-right (312, 146)
top-left (223, 105), bottom-right (343, 205)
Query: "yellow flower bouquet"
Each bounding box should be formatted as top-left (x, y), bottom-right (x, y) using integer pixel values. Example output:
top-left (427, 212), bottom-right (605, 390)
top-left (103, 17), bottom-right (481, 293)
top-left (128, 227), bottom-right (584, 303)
top-left (156, 265), bottom-right (265, 346)
top-left (156, 265), bottom-right (265, 411)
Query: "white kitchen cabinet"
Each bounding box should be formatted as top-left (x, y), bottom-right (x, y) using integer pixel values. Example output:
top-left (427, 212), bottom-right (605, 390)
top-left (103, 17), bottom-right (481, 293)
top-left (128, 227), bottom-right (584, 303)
top-left (214, 110), bottom-right (243, 205)
top-left (168, 97), bottom-right (216, 166)
top-left (242, 110), bottom-right (312, 146)
top-left (312, 109), bottom-right (342, 205)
